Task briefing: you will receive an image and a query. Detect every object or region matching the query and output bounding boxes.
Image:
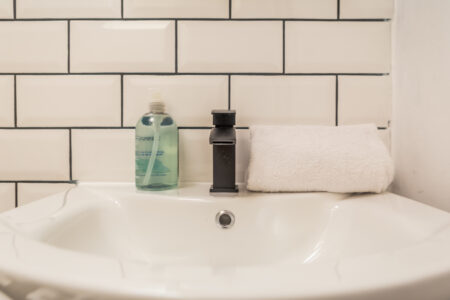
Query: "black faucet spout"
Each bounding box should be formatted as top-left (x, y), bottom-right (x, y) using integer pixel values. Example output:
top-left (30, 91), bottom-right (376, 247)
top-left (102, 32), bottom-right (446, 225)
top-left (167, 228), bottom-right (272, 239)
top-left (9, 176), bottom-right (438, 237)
top-left (210, 110), bottom-right (239, 193)
top-left (209, 127), bottom-right (236, 145)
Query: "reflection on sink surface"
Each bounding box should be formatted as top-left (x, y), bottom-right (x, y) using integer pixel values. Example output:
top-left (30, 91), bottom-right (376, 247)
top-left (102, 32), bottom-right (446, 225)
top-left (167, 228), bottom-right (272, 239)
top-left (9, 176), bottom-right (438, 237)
top-left (0, 183), bottom-right (450, 300)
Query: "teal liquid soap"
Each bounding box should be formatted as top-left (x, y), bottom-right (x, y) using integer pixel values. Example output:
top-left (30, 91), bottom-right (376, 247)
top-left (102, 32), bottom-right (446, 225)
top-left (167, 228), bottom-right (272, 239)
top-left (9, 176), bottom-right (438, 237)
top-left (135, 101), bottom-right (178, 191)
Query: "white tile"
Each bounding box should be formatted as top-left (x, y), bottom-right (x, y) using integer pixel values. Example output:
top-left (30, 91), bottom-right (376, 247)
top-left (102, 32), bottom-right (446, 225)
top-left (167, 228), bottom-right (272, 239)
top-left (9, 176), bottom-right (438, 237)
top-left (72, 129), bottom-right (134, 182)
top-left (341, 0), bottom-right (394, 19)
top-left (71, 21), bottom-right (175, 73)
top-left (231, 76), bottom-right (335, 126)
top-left (124, 0), bottom-right (228, 18)
top-left (178, 21), bottom-right (283, 73)
top-left (339, 75), bottom-right (391, 127)
top-left (0, 0), bottom-right (13, 18)
top-left (0, 21), bottom-right (67, 73)
top-left (0, 130), bottom-right (69, 180)
top-left (18, 183), bottom-right (75, 206)
top-left (17, 0), bottom-right (121, 18)
top-left (17, 75), bottom-right (121, 127)
top-left (0, 76), bottom-right (14, 127)
top-left (236, 129), bottom-right (250, 183)
top-left (286, 21), bottom-right (391, 73)
top-left (232, 0), bottom-right (336, 19)
top-left (124, 75), bottom-right (228, 127)
top-left (179, 130), bottom-right (211, 182)
top-left (378, 129), bottom-right (390, 151)
top-left (0, 183), bottom-right (15, 213)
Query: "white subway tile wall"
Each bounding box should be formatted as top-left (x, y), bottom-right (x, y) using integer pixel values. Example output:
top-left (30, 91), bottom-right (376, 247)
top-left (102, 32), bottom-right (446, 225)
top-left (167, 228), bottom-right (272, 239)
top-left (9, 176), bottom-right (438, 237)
top-left (0, 21), bottom-right (67, 73)
top-left (236, 129), bottom-right (251, 183)
top-left (231, 76), bottom-right (335, 126)
top-left (378, 129), bottom-right (391, 150)
top-left (0, 0), bottom-right (392, 206)
top-left (72, 129), bottom-right (134, 182)
top-left (70, 21), bottom-right (175, 73)
top-left (0, 0), bottom-right (13, 19)
top-left (0, 76), bottom-right (14, 127)
top-left (178, 21), bottom-right (283, 73)
top-left (0, 130), bottom-right (69, 180)
top-left (17, 0), bottom-right (121, 19)
top-left (179, 130), bottom-right (211, 182)
top-left (338, 75), bottom-right (392, 127)
top-left (124, 0), bottom-right (229, 19)
top-left (0, 183), bottom-right (15, 213)
top-left (232, 0), bottom-right (337, 19)
top-left (17, 75), bottom-right (121, 127)
top-left (285, 21), bottom-right (391, 73)
top-left (340, 0), bottom-right (394, 19)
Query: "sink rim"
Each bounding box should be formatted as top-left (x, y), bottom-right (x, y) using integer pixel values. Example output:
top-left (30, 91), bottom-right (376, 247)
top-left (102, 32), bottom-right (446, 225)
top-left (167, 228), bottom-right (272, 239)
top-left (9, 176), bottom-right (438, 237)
top-left (0, 182), bottom-right (449, 299)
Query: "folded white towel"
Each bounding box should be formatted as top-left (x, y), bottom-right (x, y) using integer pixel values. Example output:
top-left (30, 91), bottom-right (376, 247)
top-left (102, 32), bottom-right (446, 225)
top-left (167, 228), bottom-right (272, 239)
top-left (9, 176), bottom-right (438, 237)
top-left (246, 124), bottom-right (394, 193)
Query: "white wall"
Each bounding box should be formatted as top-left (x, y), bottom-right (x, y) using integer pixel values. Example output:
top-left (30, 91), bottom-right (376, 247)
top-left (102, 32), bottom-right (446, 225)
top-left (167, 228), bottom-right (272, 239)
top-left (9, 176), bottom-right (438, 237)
top-left (393, 0), bottom-right (450, 211)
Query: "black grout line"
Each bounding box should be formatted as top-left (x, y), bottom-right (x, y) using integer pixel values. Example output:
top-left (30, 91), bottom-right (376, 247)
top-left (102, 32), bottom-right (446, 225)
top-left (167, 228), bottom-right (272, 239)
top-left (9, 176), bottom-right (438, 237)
top-left (0, 18), bottom-right (391, 22)
top-left (67, 20), bottom-right (70, 73)
top-left (337, 0), bottom-right (340, 19)
top-left (0, 126), bottom-right (389, 130)
top-left (229, 0), bottom-right (232, 19)
top-left (69, 129), bottom-right (72, 181)
top-left (178, 126), bottom-right (212, 130)
top-left (0, 180), bottom-right (77, 184)
top-left (335, 75), bottom-right (339, 126)
top-left (0, 127), bottom-right (135, 130)
top-left (13, 0), bottom-right (16, 19)
top-left (175, 20), bottom-right (178, 73)
top-left (228, 75), bottom-right (231, 110)
top-left (0, 72), bottom-right (390, 76)
top-left (13, 75), bottom-right (17, 127)
top-left (14, 182), bottom-right (18, 208)
top-left (234, 126), bottom-right (388, 130)
top-left (121, 0), bottom-right (124, 19)
top-left (120, 75), bottom-right (124, 127)
top-left (282, 20), bottom-right (286, 74)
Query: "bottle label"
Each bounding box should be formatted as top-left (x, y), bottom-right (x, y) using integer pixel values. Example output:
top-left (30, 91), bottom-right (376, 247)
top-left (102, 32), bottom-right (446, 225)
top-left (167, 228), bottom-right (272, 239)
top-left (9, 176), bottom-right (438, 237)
top-left (136, 136), bottom-right (159, 141)
top-left (135, 150), bottom-right (164, 157)
top-left (135, 151), bottom-right (168, 177)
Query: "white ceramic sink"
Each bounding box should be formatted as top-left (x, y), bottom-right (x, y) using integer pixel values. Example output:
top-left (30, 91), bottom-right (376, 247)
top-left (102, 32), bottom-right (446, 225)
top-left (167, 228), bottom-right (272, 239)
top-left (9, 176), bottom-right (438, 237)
top-left (0, 183), bottom-right (450, 300)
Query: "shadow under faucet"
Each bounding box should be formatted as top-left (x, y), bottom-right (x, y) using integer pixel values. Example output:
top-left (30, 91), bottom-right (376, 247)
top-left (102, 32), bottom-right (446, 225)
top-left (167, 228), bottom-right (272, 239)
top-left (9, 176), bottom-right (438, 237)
top-left (209, 110), bottom-right (239, 193)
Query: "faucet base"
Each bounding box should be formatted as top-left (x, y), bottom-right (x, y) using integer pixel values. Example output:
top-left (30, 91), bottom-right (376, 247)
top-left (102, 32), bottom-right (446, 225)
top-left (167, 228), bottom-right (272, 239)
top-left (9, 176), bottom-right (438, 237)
top-left (210, 185), bottom-right (239, 193)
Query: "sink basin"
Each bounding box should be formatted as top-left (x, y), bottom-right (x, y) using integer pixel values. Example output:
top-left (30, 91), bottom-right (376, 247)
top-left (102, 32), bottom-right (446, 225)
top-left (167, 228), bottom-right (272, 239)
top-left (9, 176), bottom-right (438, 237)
top-left (0, 183), bottom-right (449, 300)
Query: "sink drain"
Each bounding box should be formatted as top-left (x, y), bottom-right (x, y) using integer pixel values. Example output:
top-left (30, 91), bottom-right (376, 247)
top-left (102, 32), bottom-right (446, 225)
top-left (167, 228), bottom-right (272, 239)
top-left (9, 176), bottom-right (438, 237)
top-left (216, 210), bottom-right (235, 229)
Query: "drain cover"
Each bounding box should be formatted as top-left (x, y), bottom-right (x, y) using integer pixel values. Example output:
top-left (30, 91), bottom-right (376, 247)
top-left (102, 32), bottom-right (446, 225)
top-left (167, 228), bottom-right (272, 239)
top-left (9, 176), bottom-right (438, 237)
top-left (216, 210), bottom-right (235, 229)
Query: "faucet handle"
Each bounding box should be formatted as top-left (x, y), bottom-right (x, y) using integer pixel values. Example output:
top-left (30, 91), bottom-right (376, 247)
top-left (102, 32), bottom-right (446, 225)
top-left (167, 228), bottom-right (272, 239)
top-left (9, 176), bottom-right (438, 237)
top-left (212, 110), bottom-right (236, 126)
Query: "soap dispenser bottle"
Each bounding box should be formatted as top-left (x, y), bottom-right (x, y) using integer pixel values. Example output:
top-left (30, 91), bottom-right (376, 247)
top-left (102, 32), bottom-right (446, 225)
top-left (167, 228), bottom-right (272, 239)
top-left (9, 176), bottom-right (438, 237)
top-left (135, 94), bottom-right (178, 191)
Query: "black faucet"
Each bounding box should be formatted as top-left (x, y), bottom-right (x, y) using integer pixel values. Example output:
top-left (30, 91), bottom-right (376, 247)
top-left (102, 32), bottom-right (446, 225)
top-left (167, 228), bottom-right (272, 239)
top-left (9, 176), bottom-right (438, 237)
top-left (209, 110), bottom-right (239, 193)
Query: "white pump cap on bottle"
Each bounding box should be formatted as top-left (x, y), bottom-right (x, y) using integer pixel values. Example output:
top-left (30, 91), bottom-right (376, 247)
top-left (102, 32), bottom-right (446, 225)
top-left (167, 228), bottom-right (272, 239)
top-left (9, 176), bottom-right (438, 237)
top-left (150, 92), bottom-right (165, 114)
